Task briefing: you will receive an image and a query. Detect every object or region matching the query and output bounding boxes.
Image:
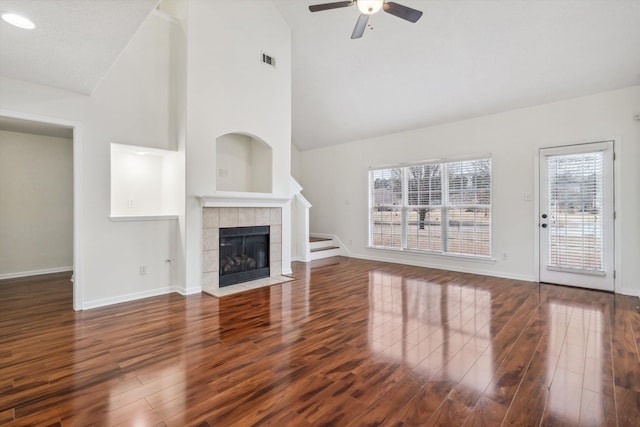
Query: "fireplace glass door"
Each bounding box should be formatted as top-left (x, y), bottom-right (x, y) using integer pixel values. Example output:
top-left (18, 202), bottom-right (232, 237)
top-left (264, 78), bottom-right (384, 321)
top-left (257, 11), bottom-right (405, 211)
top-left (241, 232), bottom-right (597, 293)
top-left (219, 226), bottom-right (270, 287)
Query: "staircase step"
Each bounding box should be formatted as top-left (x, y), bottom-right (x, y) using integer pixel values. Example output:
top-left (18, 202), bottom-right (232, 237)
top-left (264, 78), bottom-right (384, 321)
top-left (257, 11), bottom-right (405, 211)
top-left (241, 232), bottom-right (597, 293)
top-left (310, 238), bottom-right (336, 250)
top-left (310, 245), bottom-right (340, 253)
top-left (308, 236), bottom-right (340, 260)
top-left (309, 236), bottom-right (332, 243)
top-left (310, 246), bottom-right (340, 260)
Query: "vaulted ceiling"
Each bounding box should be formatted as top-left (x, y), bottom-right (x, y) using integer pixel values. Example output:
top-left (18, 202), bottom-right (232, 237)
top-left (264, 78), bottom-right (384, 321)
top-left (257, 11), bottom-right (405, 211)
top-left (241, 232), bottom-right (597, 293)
top-left (0, 0), bottom-right (158, 94)
top-left (1, 0), bottom-right (638, 150)
top-left (275, 0), bottom-right (640, 149)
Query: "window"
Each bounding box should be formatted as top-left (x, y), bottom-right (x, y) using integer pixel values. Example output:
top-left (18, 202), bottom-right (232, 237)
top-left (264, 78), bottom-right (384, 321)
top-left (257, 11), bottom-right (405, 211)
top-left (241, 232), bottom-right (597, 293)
top-left (546, 151), bottom-right (604, 271)
top-left (369, 157), bottom-right (491, 258)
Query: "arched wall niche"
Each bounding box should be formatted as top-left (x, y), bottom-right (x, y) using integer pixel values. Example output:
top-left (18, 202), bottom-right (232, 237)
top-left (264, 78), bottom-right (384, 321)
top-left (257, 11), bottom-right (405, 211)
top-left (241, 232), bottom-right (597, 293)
top-left (215, 132), bottom-right (272, 193)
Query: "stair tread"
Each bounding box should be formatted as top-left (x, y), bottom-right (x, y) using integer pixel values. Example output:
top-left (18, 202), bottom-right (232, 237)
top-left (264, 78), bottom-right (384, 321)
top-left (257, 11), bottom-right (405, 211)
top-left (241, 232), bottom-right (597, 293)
top-left (309, 237), bottom-right (332, 243)
top-left (310, 246), bottom-right (340, 252)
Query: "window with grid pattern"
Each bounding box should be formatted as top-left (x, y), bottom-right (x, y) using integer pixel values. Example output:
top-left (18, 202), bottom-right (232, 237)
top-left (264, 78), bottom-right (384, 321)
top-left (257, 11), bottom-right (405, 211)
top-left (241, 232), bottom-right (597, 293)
top-left (369, 158), bottom-right (491, 258)
top-left (546, 152), bottom-right (603, 271)
top-left (370, 168), bottom-right (403, 249)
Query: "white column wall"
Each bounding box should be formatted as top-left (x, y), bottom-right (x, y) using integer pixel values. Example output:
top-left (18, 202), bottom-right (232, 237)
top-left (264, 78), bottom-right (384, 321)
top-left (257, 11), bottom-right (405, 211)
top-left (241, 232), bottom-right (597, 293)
top-left (185, 0), bottom-right (293, 291)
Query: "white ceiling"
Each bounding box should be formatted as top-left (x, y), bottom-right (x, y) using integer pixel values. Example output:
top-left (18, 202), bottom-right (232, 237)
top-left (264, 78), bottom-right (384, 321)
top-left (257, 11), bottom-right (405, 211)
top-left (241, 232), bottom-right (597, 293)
top-left (0, 1), bottom-right (638, 150)
top-left (275, 0), bottom-right (640, 150)
top-left (0, 0), bottom-right (158, 95)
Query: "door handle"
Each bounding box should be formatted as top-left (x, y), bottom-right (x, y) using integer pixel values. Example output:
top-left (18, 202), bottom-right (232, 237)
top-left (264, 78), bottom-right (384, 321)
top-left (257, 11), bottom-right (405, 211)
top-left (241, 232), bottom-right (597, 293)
top-left (541, 223), bottom-right (548, 228)
top-left (541, 214), bottom-right (548, 219)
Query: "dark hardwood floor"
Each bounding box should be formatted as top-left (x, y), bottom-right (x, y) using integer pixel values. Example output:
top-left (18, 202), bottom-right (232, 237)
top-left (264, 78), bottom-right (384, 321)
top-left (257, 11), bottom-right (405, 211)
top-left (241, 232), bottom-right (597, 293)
top-left (1, 257), bottom-right (639, 426)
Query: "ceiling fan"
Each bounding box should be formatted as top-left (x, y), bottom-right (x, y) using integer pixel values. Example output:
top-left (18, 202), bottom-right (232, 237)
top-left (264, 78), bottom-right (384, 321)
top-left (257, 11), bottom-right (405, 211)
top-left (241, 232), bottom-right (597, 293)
top-left (309, 0), bottom-right (423, 39)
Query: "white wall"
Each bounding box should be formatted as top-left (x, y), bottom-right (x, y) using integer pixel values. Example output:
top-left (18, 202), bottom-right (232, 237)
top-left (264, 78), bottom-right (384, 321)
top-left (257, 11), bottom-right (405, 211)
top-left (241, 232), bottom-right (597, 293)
top-left (215, 133), bottom-right (273, 194)
top-left (111, 149), bottom-right (163, 215)
top-left (185, 0), bottom-right (292, 291)
top-left (250, 139), bottom-right (273, 193)
top-left (299, 86), bottom-right (640, 296)
top-left (0, 10), bottom-right (185, 308)
top-left (216, 133), bottom-right (253, 192)
top-left (111, 144), bottom-right (181, 216)
top-left (291, 143), bottom-right (303, 183)
top-left (0, 130), bottom-right (73, 277)
top-left (81, 12), bottom-right (183, 307)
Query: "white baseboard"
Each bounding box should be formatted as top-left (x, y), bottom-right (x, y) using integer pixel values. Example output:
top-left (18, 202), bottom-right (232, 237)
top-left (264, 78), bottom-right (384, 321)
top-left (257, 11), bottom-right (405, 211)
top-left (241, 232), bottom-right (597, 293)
top-left (0, 266), bottom-right (73, 280)
top-left (349, 252), bottom-right (537, 283)
top-left (82, 287), bottom-right (178, 310)
top-left (618, 287), bottom-right (640, 298)
top-left (173, 285), bottom-right (201, 296)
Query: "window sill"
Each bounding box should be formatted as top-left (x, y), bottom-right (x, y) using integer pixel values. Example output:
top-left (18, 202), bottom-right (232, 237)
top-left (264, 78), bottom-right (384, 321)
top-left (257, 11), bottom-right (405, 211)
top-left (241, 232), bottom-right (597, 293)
top-left (366, 246), bottom-right (497, 263)
top-left (109, 215), bottom-right (179, 222)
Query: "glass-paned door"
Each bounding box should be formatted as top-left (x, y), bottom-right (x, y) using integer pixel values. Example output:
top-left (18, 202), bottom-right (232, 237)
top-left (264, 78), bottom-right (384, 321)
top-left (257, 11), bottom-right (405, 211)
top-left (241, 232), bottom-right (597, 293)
top-left (539, 142), bottom-right (614, 291)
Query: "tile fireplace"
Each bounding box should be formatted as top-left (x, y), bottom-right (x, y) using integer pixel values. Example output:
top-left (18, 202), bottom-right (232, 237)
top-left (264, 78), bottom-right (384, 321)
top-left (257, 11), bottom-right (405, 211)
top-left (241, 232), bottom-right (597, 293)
top-left (201, 206), bottom-right (282, 293)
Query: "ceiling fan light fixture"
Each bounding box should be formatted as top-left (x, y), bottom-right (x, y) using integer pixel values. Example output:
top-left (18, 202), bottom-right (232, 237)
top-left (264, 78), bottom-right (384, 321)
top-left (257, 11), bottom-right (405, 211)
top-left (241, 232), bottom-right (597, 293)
top-left (356, 0), bottom-right (383, 15)
top-left (1, 12), bottom-right (35, 30)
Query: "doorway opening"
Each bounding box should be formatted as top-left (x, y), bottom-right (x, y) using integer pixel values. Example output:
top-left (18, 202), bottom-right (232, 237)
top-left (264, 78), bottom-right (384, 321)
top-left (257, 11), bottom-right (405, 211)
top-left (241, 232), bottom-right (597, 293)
top-left (0, 113), bottom-right (81, 309)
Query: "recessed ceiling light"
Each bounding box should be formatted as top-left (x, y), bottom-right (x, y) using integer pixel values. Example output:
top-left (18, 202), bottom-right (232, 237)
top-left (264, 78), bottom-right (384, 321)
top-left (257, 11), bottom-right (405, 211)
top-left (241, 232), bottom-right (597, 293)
top-left (2, 12), bottom-right (36, 30)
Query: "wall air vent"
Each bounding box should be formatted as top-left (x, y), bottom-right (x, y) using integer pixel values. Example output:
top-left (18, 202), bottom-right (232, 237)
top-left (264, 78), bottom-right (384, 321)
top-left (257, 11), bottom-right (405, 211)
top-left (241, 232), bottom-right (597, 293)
top-left (262, 53), bottom-right (276, 67)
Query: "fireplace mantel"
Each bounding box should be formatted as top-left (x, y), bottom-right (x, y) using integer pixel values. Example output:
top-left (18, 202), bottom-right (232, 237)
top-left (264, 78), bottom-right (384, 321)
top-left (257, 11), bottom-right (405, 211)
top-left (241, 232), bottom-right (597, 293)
top-left (198, 192), bottom-right (291, 208)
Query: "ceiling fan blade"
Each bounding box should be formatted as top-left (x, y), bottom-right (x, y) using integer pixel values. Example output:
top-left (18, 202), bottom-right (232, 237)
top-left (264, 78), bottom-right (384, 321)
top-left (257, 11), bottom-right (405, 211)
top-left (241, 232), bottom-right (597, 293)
top-left (383, 2), bottom-right (423, 23)
top-left (309, 1), bottom-right (354, 12)
top-left (351, 14), bottom-right (369, 39)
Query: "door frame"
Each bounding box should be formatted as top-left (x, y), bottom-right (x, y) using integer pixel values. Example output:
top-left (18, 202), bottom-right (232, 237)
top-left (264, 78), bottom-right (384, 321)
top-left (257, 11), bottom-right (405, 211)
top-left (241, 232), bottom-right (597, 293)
top-left (533, 138), bottom-right (621, 294)
top-left (1, 108), bottom-right (84, 310)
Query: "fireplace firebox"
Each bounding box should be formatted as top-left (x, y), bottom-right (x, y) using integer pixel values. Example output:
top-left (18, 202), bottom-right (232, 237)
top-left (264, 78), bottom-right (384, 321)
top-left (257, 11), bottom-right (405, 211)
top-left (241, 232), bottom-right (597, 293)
top-left (219, 226), bottom-right (270, 287)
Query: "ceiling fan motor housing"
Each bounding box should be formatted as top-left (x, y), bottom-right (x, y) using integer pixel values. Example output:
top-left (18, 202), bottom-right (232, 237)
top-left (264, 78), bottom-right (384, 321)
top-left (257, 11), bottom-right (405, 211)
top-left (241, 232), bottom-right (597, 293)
top-left (309, 0), bottom-right (422, 39)
top-left (357, 0), bottom-right (384, 15)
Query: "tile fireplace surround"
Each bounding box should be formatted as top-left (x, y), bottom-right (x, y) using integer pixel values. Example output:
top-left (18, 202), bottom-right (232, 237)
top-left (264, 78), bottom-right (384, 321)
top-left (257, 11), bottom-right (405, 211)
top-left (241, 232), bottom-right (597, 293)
top-left (202, 207), bottom-right (282, 295)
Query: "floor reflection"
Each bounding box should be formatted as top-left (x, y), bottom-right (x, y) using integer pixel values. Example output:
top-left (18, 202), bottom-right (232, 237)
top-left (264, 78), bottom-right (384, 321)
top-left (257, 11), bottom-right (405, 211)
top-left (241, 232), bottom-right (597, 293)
top-left (4, 260), bottom-right (636, 425)
top-left (546, 301), bottom-right (605, 424)
top-left (368, 271), bottom-right (492, 387)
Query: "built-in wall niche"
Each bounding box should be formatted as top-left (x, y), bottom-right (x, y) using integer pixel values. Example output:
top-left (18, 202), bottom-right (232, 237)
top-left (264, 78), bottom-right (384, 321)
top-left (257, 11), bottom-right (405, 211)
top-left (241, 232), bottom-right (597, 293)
top-left (110, 143), bottom-right (180, 219)
top-left (216, 133), bottom-right (272, 193)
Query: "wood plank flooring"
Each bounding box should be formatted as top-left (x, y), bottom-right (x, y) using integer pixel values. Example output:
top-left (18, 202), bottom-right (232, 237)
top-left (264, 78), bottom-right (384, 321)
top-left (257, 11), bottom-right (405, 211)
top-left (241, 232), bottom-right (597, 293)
top-left (1, 257), bottom-right (639, 426)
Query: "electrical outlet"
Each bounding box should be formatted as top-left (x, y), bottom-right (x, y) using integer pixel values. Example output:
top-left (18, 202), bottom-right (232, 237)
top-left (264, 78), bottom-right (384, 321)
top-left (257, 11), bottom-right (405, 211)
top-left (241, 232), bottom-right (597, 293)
top-left (502, 252), bottom-right (508, 260)
top-left (139, 265), bottom-right (147, 275)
